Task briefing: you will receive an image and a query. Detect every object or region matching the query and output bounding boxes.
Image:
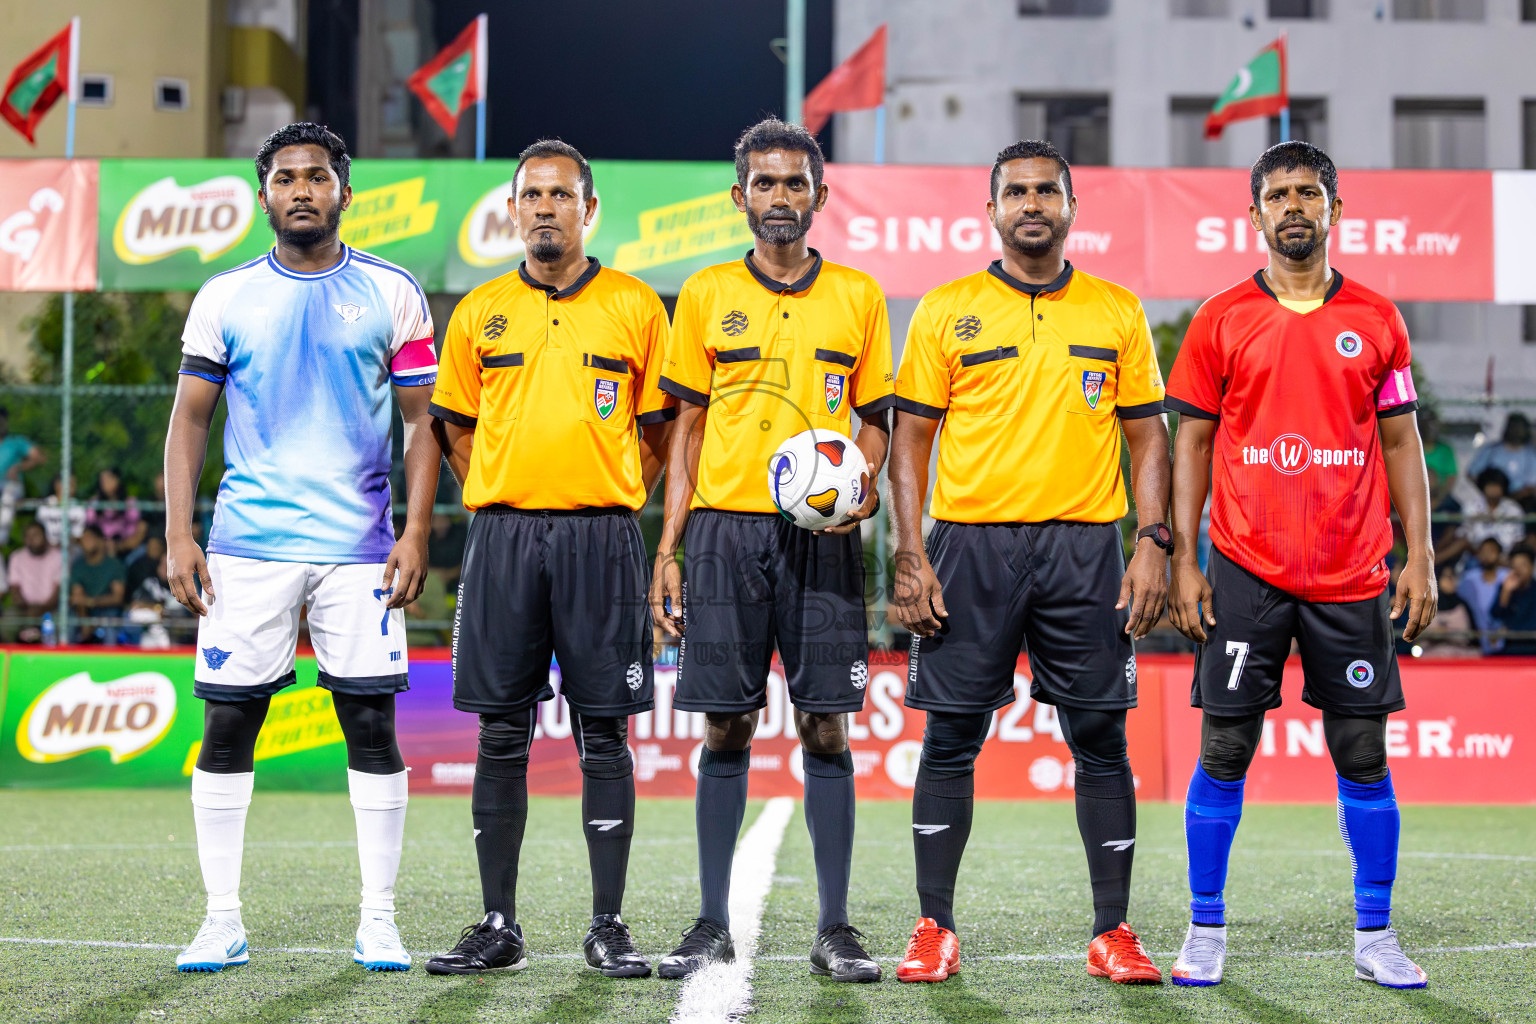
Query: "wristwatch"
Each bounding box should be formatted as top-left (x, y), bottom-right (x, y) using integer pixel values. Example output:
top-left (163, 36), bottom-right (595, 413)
top-left (1137, 523), bottom-right (1174, 553)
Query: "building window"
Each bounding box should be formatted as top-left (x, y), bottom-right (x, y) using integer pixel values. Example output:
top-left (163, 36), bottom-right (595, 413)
top-left (78, 74), bottom-right (112, 108)
top-left (1269, 0), bottom-right (1327, 17)
top-left (1524, 306), bottom-right (1536, 344)
top-left (1017, 0), bottom-right (1111, 14)
top-left (1170, 97), bottom-right (1227, 167)
top-left (1268, 97), bottom-right (1328, 150)
top-left (1524, 100), bottom-right (1536, 169)
top-left (154, 78), bottom-right (191, 112)
top-left (1171, 0), bottom-right (1228, 13)
top-left (1017, 94), bottom-right (1111, 166)
top-left (1525, 0), bottom-right (1536, 20)
top-left (1393, 0), bottom-right (1483, 18)
top-left (1393, 98), bottom-right (1485, 168)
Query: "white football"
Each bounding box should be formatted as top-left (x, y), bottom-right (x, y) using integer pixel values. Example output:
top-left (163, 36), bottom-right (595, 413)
top-left (766, 428), bottom-right (869, 531)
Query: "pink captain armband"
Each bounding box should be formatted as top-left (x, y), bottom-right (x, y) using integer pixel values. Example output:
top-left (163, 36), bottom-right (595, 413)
top-left (390, 337), bottom-right (438, 385)
top-left (1376, 366), bottom-right (1419, 412)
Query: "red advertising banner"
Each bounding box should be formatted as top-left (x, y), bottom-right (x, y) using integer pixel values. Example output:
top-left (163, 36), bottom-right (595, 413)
top-left (400, 652), bottom-right (1167, 802)
top-left (809, 165), bottom-right (1493, 303)
top-left (1156, 655), bottom-right (1533, 804)
top-left (0, 159), bottom-right (96, 291)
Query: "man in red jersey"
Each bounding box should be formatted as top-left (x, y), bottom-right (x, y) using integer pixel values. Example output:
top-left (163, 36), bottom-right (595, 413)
top-left (1164, 142), bottom-right (1435, 990)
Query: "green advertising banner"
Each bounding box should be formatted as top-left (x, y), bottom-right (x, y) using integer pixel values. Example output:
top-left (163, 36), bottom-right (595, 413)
top-left (0, 652), bottom-right (347, 791)
top-left (96, 158), bottom-right (751, 295)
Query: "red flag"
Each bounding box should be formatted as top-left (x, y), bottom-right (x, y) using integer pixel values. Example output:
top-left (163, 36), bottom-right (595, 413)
top-left (1, 21), bottom-right (76, 146)
top-left (802, 25), bottom-right (886, 136)
top-left (406, 14), bottom-right (486, 138)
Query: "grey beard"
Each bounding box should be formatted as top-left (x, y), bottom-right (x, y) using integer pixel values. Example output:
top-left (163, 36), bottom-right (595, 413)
top-left (750, 208), bottom-right (812, 246)
top-left (529, 238), bottom-right (564, 263)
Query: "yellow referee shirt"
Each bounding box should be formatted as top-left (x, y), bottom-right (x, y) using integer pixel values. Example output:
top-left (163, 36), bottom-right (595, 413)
top-left (429, 258), bottom-right (675, 511)
top-left (895, 261), bottom-right (1164, 524)
top-left (660, 250), bottom-right (895, 513)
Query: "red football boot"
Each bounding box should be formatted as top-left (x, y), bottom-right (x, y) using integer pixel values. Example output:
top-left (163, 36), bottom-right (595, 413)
top-left (896, 917), bottom-right (961, 983)
top-left (1087, 923), bottom-right (1164, 984)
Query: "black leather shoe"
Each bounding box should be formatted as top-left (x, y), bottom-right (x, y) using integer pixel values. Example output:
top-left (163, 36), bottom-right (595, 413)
top-left (583, 914), bottom-right (651, 978)
top-left (657, 918), bottom-right (735, 979)
top-left (424, 912), bottom-right (528, 975)
top-left (810, 923), bottom-right (882, 982)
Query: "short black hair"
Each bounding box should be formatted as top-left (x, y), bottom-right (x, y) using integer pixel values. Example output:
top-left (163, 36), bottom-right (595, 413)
top-left (1476, 466), bottom-right (1512, 494)
top-left (255, 122), bottom-right (350, 192)
top-left (734, 118), bottom-right (825, 190)
top-left (1479, 535), bottom-right (1504, 553)
top-left (514, 139), bottom-right (594, 202)
top-left (1249, 141), bottom-right (1338, 207)
top-left (991, 140), bottom-right (1072, 202)
top-left (80, 523), bottom-right (104, 541)
top-left (1512, 543), bottom-right (1536, 563)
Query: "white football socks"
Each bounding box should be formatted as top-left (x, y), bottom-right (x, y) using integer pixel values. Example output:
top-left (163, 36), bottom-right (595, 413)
top-left (348, 768), bottom-right (409, 915)
top-left (190, 768), bottom-right (255, 917)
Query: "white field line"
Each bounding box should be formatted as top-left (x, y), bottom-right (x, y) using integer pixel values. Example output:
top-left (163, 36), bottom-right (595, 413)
top-left (2, 936), bottom-right (1533, 963)
top-left (0, 837), bottom-right (691, 853)
top-left (669, 796), bottom-right (795, 1024)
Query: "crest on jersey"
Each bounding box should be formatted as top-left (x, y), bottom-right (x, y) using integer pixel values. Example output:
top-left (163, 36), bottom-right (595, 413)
top-left (483, 314), bottom-right (507, 340)
top-left (955, 315), bottom-right (982, 340)
top-left (1346, 659), bottom-right (1375, 688)
top-left (1081, 370), bottom-right (1106, 410)
top-left (594, 378), bottom-right (618, 420)
top-left (1335, 330), bottom-right (1363, 358)
top-left (202, 646), bottom-right (232, 671)
top-left (333, 303), bottom-right (366, 324)
top-left (720, 310), bottom-right (749, 336)
top-left (825, 373), bottom-right (845, 414)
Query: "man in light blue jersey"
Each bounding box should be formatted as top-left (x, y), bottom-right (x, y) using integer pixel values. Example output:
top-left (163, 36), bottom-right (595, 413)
top-left (164, 123), bottom-right (440, 974)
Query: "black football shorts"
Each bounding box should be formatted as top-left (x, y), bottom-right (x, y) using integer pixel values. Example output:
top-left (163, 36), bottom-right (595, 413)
top-left (674, 509), bottom-right (869, 715)
top-left (906, 520), bottom-right (1137, 714)
top-left (451, 506), bottom-right (655, 717)
top-left (1192, 546), bottom-right (1405, 717)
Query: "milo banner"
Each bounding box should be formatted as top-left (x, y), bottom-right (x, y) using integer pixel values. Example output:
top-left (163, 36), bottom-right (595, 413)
top-left (0, 652), bottom-right (347, 790)
top-left (96, 158), bottom-right (749, 294)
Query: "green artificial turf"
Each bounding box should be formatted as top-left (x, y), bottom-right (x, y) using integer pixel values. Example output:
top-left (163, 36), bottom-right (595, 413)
top-left (0, 790), bottom-right (1529, 1023)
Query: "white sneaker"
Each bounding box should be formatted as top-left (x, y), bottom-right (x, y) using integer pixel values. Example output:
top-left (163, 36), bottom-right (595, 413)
top-left (1354, 927), bottom-right (1427, 989)
top-left (355, 913), bottom-right (411, 971)
top-left (176, 914), bottom-right (249, 972)
top-left (1171, 923), bottom-right (1226, 986)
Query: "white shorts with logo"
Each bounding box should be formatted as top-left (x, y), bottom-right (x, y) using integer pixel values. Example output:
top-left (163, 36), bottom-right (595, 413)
top-left (193, 554), bottom-right (408, 702)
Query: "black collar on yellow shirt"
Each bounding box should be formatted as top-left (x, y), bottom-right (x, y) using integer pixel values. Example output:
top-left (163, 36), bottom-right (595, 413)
top-left (743, 247), bottom-right (823, 294)
top-left (987, 259), bottom-right (1073, 296)
top-left (518, 256), bottom-right (602, 300)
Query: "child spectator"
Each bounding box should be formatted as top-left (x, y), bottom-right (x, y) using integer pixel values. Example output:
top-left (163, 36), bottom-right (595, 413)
top-left (1492, 543), bottom-right (1536, 655)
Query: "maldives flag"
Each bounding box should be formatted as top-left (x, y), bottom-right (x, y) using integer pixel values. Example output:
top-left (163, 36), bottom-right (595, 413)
top-left (1, 20), bottom-right (76, 146)
top-left (803, 25), bottom-right (886, 135)
top-left (1204, 36), bottom-right (1287, 140)
top-left (406, 14), bottom-right (486, 138)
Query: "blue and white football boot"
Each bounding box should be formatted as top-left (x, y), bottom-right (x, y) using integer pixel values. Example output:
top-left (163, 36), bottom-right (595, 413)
top-left (1171, 923), bottom-right (1226, 986)
top-left (355, 913), bottom-right (412, 971)
top-left (176, 914), bottom-right (249, 972)
top-left (1355, 928), bottom-right (1427, 989)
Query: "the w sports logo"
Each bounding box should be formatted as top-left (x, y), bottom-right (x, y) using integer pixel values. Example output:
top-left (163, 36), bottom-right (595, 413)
top-left (720, 310), bottom-right (749, 336)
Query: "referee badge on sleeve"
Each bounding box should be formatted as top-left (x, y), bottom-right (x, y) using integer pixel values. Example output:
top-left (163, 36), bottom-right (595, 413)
top-left (1081, 370), bottom-right (1106, 410)
top-left (594, 378), bottom-right (618, 420)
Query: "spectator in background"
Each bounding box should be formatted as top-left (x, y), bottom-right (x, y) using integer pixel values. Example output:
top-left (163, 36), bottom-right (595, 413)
top-left (1439, 467), bottom-right (1525, 566)
top-left (1421, 409), bottom-right (1457, 508)
top-left (85, 467), bottom-right (141, 556)
top-left (7, 520), bottom-right (60, 641)
top-left (404, 513), bottom-right (467, 646)
top-left (1466, 412), bottom-right (1536, 499)
top-left (0, 406), bottom-right (45, 537)
top-left (1418, 563), bottom-right (1478, 656)
top-left (37, 474), bottom-right (85, 549)
top-left (1458, 536), bottom-right (1510, 654)
top-left (129, 550), bottom-right (194, 646)
top-left (125, 535), bottom-right (165, 599)
top-left (69, 524), bottom-right (125, 640)
top-left (1492, 543), bottom-right (1536, 656)
top-left (139, 471), bottom-right (167, 543)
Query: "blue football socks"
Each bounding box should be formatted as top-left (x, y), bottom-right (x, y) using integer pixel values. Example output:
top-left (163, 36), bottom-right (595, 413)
top-left (1184, 763), bottom-right (1245, 926)
top-left (1337, 773), bottom-right (1399, 930)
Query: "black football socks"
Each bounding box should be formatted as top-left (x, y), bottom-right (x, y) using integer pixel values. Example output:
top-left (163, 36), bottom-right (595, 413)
top-left (472, 711), bottom-right (533, 922)
top-left (803, 749), bottom-right (856, 930)
top-left (581, 755), bottom-right (636, 918)
top-left (1075, 766), bottom-right (1137, 937)
top-left (911, 764), bottom-right (975, 933)
top-left (696, 747), bottom-right (750, 927)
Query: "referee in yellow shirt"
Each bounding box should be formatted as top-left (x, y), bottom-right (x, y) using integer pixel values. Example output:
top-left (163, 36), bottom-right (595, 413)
top-left (424, 141), bottom-right (673, 979)
top-left (889, 141), bottom-right (1171, 986)
top-left (649, 119), bottom-right (891, 983)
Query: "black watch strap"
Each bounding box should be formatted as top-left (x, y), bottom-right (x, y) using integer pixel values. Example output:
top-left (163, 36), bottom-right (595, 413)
top-left (1137, 523), bottom-right (1174, 553)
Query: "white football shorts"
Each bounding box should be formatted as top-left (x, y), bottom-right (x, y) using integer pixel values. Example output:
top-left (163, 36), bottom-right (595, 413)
top-left (192, 554), bottom-right (408, 701)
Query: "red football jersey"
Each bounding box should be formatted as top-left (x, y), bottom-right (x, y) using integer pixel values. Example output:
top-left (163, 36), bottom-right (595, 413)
top-left (1166, 271), bottom-right (1418, 602)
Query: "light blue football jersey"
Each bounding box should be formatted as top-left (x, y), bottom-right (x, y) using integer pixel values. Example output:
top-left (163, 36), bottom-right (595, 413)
top-left (180, 246), bottom-right (437, 563)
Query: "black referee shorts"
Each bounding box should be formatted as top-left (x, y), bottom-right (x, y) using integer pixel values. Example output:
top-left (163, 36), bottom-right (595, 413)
top-left (906, 520), bottom-right (1136, 714)
top-left (452, 505), bottom-right (655, 717)
top-left (1192, 546), bottom-right (1405, 717)
top-left (674, 509), bottom-right (869, 715)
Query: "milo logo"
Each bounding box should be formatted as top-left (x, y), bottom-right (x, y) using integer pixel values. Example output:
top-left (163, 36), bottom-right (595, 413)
top-left (112, 175), bottom-right (256, 265)
top-left (17, 671), bottom-right (177, 764)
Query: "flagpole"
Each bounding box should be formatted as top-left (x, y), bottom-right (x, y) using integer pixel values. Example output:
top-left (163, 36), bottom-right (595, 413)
top-left (474, 13), bottom-right (487, 161)
top-left (874, 104), bottom-right (886, 165)
top-left (58, 15), bottom-right (79, 640)
top-left (785, 0), bottom-right (804, 123)
top-left (1279, 106), bottom-right (1290, 143)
